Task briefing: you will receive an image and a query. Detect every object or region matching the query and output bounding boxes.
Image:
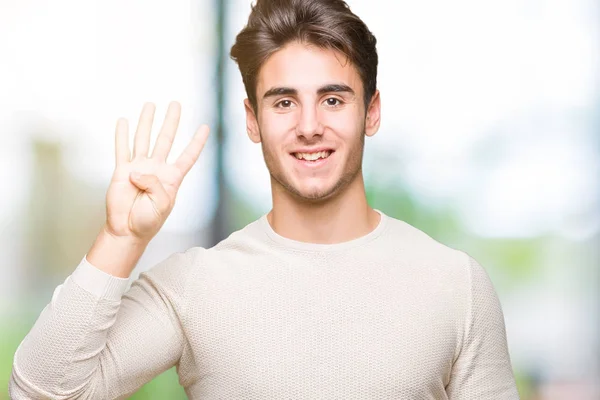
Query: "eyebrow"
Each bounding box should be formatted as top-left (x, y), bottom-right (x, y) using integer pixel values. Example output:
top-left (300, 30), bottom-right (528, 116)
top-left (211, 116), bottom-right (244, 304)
top-left (262, 87), bottom-right (297, 99)
top-left (262, 84), bottom-right (355, 100)
top-left (317, 84), bottom-right (355, 96)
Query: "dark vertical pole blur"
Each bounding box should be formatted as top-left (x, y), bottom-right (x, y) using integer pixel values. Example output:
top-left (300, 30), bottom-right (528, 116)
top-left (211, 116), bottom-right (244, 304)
top-left (211, 0), bottom-right (229, 246)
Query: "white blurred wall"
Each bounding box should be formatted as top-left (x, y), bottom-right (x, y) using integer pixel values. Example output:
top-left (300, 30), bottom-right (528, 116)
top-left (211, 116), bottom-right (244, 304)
top-left (0, 0), bottom-right (218, 310)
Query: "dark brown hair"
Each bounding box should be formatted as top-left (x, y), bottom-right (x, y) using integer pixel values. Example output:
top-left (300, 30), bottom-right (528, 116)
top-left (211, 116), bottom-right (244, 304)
top-left (230, 0), bottom-right (378, 114)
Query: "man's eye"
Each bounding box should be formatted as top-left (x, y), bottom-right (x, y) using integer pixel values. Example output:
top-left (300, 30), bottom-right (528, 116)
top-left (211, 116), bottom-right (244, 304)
top-left (325, 98), bottom-right (342, 107)
top-left (276, 100), bottom-right (293, 108)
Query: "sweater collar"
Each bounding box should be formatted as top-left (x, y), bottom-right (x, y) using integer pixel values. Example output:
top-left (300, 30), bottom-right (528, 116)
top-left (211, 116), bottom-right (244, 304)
top-left (258, 209), bottom-right (388, 252)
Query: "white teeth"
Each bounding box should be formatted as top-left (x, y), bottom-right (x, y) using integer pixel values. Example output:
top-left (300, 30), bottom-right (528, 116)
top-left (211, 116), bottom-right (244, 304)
top-left (294, 151), bottom-right (332, 161)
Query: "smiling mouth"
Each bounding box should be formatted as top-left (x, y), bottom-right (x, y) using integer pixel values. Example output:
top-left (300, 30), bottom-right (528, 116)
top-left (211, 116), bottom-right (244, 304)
top-left (292, 150), bottom-right (333, 162)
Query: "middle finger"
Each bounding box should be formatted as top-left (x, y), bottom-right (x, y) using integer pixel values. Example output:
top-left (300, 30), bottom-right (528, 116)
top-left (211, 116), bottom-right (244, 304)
top-left (151, 101), bottom-right (181, 161)
top-left (132, 102), bottom-right (156, 159)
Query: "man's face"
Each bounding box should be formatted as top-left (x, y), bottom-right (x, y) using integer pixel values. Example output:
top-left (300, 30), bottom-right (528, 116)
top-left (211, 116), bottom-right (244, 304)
top-left (245, 41), bottom-right (380, 202)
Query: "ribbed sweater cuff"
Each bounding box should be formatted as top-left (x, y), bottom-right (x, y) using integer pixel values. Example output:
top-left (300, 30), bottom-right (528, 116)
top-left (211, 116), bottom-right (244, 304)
top-left (70, 255), bottom-right (131, 301)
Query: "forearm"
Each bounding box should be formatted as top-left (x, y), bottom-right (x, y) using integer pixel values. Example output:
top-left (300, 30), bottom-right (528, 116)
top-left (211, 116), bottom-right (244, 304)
top-left (10, 258), bottom-right (130, 399)
top-left (10, 251), bottom-right (188, 400)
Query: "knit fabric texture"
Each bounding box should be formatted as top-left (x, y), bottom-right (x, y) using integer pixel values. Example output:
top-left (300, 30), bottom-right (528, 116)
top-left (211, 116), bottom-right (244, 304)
top-left (10, 210), bottom-right (520, 399)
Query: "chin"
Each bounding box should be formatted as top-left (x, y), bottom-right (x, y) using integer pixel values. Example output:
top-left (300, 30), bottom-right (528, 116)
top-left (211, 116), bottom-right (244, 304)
top-left (291, 182), bottom-right (341, 202)
top-left (270, 166), bottom-right (353, 203)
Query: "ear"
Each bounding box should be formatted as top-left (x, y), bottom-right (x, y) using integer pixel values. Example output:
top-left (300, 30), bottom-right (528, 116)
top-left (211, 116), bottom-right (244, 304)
top-left (365, 90), bottom-right (381, 137)
top-left (244, 99), bottom-right (261, 144)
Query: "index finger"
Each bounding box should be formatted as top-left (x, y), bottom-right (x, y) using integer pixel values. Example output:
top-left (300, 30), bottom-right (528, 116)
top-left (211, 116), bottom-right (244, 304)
top-left (173, 125), bottom-right (210, 176)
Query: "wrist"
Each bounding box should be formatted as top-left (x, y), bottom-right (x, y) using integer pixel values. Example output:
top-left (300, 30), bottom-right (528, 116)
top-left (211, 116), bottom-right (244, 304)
top-left (87, 226), bottom-right (150, 278)
top-left (101, 224), bottom-right (151, 248)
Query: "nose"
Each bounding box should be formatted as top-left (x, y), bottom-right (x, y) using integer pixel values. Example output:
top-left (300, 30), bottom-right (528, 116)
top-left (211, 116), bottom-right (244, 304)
top-left (296, 105), bottom-right (323, 139)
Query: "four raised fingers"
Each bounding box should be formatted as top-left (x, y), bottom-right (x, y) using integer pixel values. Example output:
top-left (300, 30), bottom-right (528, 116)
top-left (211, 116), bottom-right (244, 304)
top-left (151, 101), bottom-right (181, 161)
top-left (117, 102), bottom-right (209, 178)
top-left (174, 124), bottom-right (210, 177)
top-left (132, 102), bottom-right (156, 159)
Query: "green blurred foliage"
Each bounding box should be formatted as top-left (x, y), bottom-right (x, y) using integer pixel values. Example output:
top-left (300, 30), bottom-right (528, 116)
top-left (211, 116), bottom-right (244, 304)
top-left (129, 369), bottom-right (187, 400)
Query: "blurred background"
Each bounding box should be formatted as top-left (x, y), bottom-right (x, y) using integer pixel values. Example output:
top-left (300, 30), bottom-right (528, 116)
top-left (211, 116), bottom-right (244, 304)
top-left (1, 0), bottom-right (598, 398)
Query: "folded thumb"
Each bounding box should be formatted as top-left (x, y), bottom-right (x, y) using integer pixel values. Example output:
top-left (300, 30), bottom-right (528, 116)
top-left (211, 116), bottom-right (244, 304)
top-left (129, 173), bottom-right (170, 212)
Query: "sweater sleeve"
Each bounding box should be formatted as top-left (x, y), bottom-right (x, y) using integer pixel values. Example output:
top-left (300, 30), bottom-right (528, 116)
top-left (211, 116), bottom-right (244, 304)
top-left (9, 250), bottom-right (192, 400)
top-left (445, 255), bottom-right (520, 399)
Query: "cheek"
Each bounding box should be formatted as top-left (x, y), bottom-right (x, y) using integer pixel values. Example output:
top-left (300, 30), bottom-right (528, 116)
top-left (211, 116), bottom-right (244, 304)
top-left (259, 114), bottom-right (295, 153)
top-left (321, 110), bottom-right (363, 139)
top-left (260, 113), bottom-right (298, 144)
top-left (261, 112), bottom-right (298, 135)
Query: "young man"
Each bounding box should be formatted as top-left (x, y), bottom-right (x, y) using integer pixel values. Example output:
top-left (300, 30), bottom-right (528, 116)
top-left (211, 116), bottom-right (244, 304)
top-left (10, 0), bottom-right (519, 398)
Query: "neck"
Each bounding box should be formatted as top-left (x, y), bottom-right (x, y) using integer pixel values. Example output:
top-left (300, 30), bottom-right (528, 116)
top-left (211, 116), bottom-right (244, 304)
top-left (267, 173), bottom-right (380, 244)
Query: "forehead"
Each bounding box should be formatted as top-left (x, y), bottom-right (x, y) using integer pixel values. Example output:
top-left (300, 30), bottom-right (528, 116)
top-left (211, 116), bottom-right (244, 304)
top-left (256, 41), bottom-right (363, 97)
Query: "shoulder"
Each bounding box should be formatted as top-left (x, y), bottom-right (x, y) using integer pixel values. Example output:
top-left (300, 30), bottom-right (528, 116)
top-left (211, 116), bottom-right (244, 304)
top-left (145, 216), bottom-right (264, 267)
top-left (135, 247), bottom-right (199, 295)
top-left (383, 215), bottom-right (503, 310)
top-left (203, 217), bottom-right (279, 264)
top-left (380, 213), bottom-right (471, 271)
top-left (377, 213), bottom-right (500, 305)
top-left (170, 217), bottom-right (274, 273)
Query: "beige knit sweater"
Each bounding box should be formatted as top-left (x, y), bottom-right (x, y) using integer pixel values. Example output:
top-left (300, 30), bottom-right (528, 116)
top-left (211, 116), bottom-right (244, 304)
top-left (10, 210), bottom-right (520, 399)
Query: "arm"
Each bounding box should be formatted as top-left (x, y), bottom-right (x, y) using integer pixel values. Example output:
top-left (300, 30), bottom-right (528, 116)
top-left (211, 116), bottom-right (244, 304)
top-left (445, 255), bottom-right (520, 399)
top-left (9, 251), bottom-right (191, 400)
top-left (9, 102), bottom-right (209, 399)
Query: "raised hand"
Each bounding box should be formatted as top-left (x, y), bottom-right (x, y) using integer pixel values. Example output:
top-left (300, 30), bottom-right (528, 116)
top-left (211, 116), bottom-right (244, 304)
top-left (104, 101), bottom-right (209, 243)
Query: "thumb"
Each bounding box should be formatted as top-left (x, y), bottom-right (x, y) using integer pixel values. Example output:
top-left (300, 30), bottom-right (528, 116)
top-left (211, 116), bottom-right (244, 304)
top-left (129, 173), bottom-right (172, 214)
